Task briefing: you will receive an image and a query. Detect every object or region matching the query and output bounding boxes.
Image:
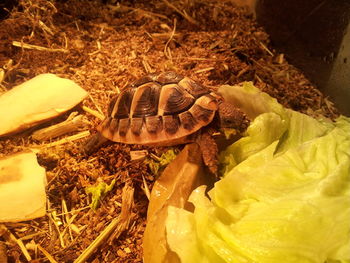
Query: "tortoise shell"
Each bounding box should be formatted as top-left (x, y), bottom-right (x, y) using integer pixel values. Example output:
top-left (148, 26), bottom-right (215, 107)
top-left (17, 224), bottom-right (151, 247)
top-left (97, 72), bottom-right (221, 146)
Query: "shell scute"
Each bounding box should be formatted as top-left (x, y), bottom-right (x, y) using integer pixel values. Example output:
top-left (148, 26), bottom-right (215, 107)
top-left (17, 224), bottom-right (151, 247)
top-left (178, 77), bottom-right (210, 98)
top-left (112, 89), bottom-right (135, 119)
top-left (156, 71), bottom-right (184, 84)
top-left (109, 118), bottom-right (119, 134)
top-left (130, 117), bottom-right (143, 136)
top-left (190, 104), bottom-right (214, 123)
top-left (145, 115), bottom-right (162, 134)
top-left (160, 84), bottom-right (195, 115)
top-left (118, 118), bottom-right (130, 137)
top-left (179, 111), bottom-right (197, 130)
top-left (163, 115), bottom-right (180, 135)
top-left (131, 82), bottom-right (161, 117)
top-left (131, 73), bottom-right (158, 87)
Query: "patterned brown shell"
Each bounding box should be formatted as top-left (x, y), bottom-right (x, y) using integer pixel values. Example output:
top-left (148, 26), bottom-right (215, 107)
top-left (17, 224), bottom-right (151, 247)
top-left (97, 72), bottom-right (220, 146)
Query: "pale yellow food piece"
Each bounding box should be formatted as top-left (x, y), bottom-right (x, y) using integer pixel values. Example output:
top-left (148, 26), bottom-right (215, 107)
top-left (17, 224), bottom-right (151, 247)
top-left (0, 151), bottom-right (47, 222)
top-left (0, 73), bottom-right (87, 136)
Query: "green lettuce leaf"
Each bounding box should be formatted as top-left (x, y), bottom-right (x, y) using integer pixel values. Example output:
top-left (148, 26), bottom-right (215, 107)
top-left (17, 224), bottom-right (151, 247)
top-left (166, 84), bottom-right (350, 263)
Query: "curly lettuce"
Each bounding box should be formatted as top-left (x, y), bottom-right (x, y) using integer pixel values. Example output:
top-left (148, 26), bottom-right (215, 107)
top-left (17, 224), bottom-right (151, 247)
top-left (166, 83), bottom-right (350, 263)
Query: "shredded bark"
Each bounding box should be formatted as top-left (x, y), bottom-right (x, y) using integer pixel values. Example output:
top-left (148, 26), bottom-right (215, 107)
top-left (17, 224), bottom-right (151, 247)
top-left (0, 0), bottom-right (340, 262)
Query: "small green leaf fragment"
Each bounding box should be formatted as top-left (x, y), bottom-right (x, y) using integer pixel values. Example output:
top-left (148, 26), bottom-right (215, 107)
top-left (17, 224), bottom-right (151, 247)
top-left (85, 179), bottom-right (116, 210)
top-left (146, 149), bottom-right (178, 175)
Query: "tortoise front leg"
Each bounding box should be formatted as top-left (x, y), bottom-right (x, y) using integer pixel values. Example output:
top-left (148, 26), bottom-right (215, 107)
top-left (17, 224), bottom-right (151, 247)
top-left (197, 131), bottom-right (219, 176)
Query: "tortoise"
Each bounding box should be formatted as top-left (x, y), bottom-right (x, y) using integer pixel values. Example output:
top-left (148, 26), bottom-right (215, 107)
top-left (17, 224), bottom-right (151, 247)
top-left (84, 71), bottom-right (248, 174)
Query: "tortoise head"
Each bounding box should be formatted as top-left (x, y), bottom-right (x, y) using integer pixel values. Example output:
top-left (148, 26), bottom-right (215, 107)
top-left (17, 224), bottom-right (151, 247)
top-left (217, 101), bottom-right (249, 131)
